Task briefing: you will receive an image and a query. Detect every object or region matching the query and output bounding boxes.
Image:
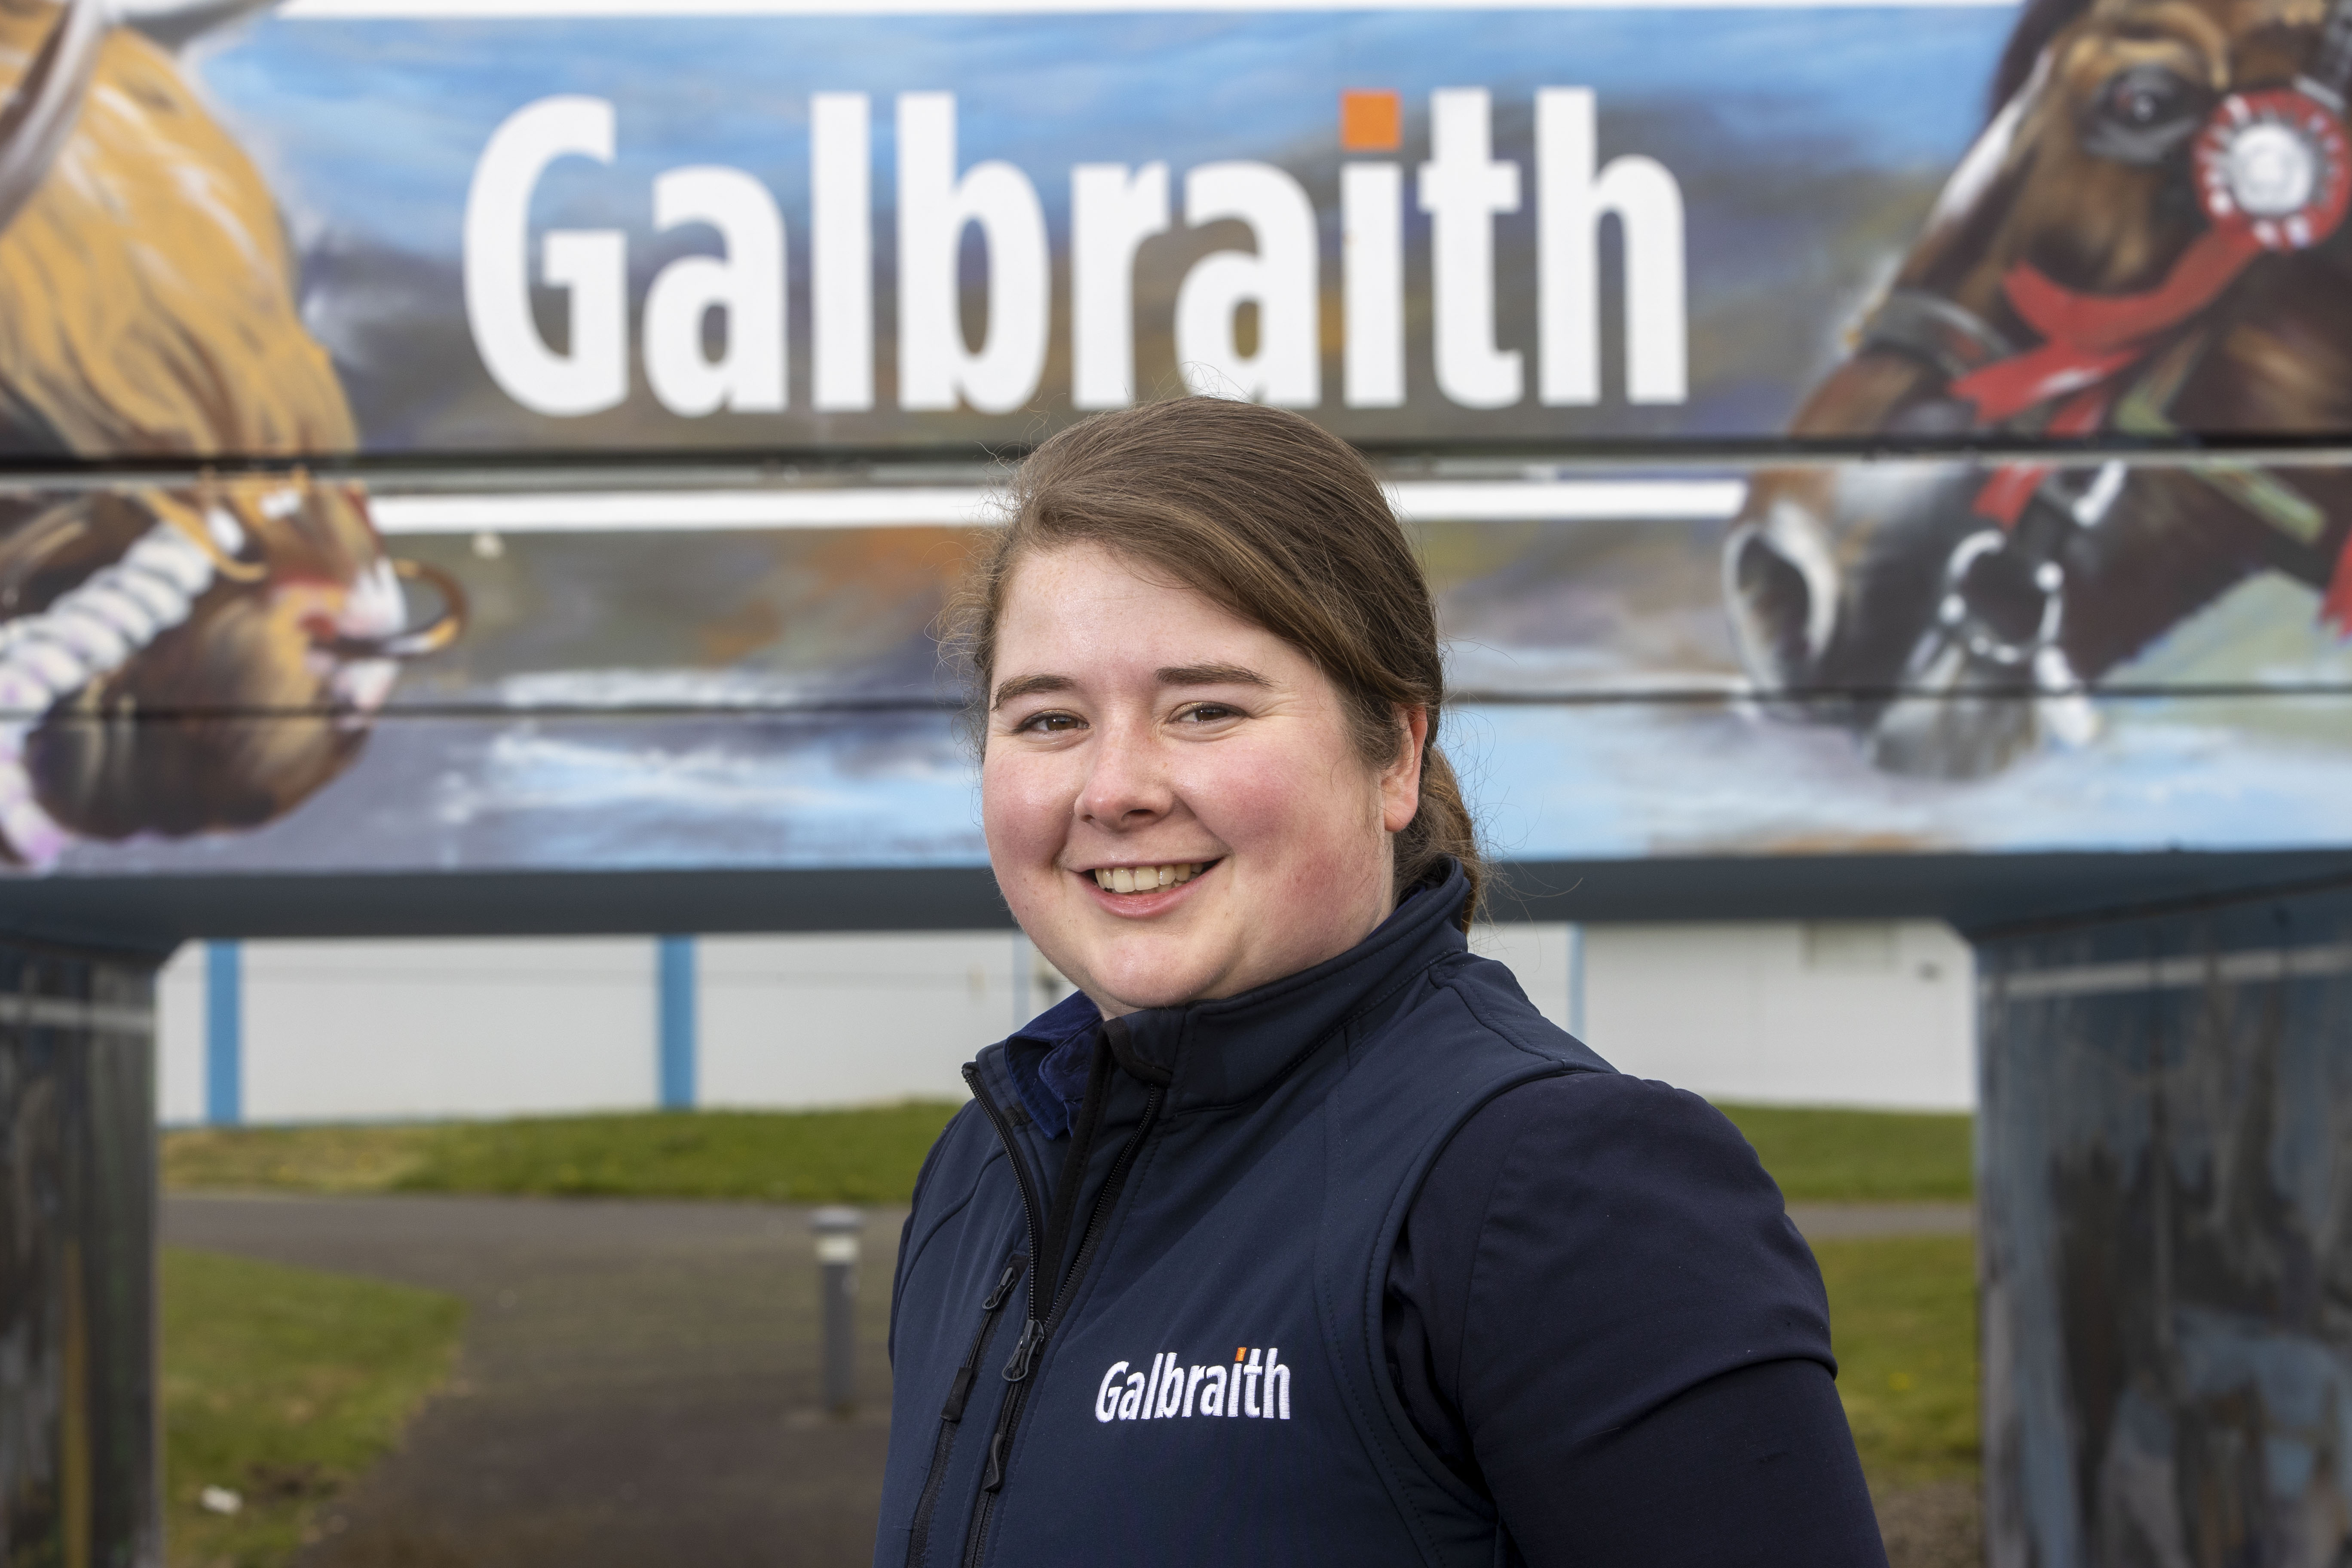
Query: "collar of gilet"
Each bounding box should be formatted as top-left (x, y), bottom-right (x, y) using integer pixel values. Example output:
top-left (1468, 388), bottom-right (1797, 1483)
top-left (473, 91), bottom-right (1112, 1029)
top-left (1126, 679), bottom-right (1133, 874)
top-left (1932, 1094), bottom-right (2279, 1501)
top-left (1093, 858), bottom-right (1471, 1115)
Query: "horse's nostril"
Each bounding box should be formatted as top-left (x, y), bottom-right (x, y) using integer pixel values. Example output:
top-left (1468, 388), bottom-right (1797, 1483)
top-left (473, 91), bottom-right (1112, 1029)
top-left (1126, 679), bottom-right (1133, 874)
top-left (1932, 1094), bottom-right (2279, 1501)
top-left (1729, 531), bottom-right (1823, 683)
top-left (1736, 535), bottom-right (1808, 616)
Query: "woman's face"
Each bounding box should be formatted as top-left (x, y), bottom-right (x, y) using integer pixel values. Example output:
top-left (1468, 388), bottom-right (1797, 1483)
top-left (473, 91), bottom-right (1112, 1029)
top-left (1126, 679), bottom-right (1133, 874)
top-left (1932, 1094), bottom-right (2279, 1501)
top-left (983, 542), bottom-right (1425, 1018)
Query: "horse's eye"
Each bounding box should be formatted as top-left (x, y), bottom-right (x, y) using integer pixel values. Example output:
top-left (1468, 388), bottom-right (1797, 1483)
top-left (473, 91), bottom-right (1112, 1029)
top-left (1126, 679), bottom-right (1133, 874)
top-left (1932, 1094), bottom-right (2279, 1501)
top-left (2082, 64), bottom-right (2210, 162)
top-left (2107, 67), bottom-right (2189, 124)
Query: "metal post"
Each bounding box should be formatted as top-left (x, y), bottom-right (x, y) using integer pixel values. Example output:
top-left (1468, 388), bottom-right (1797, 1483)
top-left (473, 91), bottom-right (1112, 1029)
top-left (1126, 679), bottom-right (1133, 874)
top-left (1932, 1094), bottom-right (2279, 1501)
top-left (810, 1207), bottom-right (863, 1417)
top-left (1, 941), bottom-right (162, 1566)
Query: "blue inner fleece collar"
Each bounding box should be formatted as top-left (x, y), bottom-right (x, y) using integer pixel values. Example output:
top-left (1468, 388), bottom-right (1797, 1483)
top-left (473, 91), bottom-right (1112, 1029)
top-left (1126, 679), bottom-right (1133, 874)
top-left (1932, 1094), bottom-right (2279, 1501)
top-left (1003, 990), bottom-right (1102, 1138)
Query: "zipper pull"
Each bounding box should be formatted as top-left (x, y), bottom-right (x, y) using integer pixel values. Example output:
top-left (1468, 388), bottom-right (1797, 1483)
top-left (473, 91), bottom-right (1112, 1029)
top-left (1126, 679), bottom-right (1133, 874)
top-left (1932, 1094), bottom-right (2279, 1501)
top-left (941, 1364), bottom-right (977, 1423)
top-left (1001, 1317), bottom-right (1046, 1382)
top-left (981, 1431), bottom-right (1009, 1492)
top-left (982, 1256), bottom-right (1025, 1312)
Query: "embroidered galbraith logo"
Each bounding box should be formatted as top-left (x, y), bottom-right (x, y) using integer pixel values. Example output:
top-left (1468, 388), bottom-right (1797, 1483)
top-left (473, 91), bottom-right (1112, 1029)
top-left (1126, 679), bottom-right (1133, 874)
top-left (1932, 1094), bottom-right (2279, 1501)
top-left (1095, 1345), bottom-right (1292, 1422)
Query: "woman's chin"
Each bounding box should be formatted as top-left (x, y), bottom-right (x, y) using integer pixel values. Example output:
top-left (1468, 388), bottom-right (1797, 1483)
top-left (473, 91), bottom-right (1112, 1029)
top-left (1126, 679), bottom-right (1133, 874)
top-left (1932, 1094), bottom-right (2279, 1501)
top-left (1079, 943), bottom-right (1233, 1015)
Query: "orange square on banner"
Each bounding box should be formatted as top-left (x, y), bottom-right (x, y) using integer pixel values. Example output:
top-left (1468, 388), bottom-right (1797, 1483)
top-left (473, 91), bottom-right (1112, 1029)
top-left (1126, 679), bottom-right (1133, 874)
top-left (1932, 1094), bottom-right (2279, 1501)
top-left (1340, 89), bottom-right (1402, 152)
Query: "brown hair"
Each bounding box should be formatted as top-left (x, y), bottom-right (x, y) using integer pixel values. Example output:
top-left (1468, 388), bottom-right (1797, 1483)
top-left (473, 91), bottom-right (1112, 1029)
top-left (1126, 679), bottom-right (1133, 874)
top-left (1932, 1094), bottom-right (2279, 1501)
top-left (945, 397), bottom-right (1484, 928)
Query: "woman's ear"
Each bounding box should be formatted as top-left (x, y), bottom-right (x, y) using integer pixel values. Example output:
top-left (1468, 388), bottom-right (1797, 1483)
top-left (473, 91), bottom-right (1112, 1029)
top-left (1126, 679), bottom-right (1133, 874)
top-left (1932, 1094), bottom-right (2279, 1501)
top-left (1380, 706), bottom-right (1430, 833)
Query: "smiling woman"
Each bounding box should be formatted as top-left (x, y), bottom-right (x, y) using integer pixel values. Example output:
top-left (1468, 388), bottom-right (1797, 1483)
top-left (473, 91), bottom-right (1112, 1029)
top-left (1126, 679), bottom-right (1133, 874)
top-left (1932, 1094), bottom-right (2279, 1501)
top-left (978, 542), bottom-right (1428, 1013)
top-left (876, 398), bottom-right (1890, 1568)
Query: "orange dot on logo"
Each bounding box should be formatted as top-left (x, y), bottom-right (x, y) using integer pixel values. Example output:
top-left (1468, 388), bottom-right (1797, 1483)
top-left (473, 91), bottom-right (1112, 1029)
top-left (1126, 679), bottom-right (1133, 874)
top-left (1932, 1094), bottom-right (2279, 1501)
top-left (1235, 1346), bottom-right (1247, 1360)
top-left (1340, 89), bottom-right (1403, 153)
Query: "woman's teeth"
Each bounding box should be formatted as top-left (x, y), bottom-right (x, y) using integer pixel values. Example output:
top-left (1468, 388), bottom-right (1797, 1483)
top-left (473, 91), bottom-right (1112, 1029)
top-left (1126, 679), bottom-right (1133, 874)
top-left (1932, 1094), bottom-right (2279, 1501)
top-left (1092, 863), bottom-right (1204, 893)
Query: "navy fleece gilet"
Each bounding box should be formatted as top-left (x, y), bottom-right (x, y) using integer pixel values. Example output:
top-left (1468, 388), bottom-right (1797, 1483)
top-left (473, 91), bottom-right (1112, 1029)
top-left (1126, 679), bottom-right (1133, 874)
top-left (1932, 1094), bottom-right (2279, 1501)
top-left (876, 863), bottom-right (1608, 1567)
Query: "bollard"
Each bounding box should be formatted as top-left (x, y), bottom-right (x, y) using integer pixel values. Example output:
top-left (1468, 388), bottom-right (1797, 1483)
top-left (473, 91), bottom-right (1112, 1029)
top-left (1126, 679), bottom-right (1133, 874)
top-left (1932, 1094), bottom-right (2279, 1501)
top-left (811, 1207), bottom-right (864, 1417)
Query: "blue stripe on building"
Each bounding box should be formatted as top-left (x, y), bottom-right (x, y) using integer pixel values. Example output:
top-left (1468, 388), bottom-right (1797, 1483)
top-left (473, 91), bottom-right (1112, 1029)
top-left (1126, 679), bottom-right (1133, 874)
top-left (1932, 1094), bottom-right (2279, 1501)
top-left (658, 934), bottom-right (697, 1109)
top-left (205, 940), bottom-right (242, 1126)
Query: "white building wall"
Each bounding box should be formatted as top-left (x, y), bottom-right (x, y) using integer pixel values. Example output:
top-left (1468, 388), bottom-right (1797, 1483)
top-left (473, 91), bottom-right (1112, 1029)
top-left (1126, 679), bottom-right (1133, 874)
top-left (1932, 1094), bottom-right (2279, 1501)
top-left (1581, 920), bottom-right (1974, 1110)
top-left (698, 932), bottom-right (1023, 1108)
top-left (239, 937), bottom-right (657, 1124)
top-left (1468, 922), bottom-right (1577, 1031)
top-left (156, 944), bottom-right (208, 1126)
top-left (155, 919), bottom-right (1977, 1124)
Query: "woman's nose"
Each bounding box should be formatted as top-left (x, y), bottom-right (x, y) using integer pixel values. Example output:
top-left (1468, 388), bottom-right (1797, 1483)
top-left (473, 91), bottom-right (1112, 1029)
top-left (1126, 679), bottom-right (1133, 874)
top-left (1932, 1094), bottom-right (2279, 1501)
top-left (1076, 724), bottom-right (1171, 825)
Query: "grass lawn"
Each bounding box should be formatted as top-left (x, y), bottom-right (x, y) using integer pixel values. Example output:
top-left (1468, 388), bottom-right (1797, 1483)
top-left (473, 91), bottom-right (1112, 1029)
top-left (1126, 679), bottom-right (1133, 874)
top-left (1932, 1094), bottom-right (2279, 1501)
top-left (166, 1099), bottom-right (1971, 1207)
top-left (1815, 1234), bottom-right (1981, 1488)
top-left (164, 1101), bottom-right (966, 1203)
top-left (1712, 1102), bottom-right (1974, 1202)
top-left (162, 1248), bottom-right (466, 1568)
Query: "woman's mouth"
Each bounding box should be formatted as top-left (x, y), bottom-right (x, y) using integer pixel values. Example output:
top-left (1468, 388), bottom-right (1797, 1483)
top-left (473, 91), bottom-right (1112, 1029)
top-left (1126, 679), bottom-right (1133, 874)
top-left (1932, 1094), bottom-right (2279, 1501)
top-left (1086, 860), bottom-right (1214, 894)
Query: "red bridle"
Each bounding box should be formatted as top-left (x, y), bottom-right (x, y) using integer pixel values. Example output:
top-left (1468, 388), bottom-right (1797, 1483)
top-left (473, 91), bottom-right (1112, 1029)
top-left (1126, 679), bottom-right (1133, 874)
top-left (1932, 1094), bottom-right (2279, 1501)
top-left (1935, 85), bottom-right (2352, 614)
top-left (1956, 89), bottom-right (2350, 424)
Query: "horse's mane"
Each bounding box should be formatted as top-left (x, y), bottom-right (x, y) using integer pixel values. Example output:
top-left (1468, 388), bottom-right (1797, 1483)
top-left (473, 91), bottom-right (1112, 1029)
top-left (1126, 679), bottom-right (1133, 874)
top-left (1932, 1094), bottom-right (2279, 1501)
top-left (1989, 0), bottom-right (2094, 118)
top-left (0, 6), bottom-right (355, 458)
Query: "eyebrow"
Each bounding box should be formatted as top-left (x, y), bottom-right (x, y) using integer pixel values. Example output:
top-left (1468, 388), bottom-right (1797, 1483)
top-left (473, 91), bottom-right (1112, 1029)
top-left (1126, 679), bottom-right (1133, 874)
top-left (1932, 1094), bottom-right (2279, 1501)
top-left (991, 673), bottom-right (1073, 709)
top-left (989, 663), bottom-right (1271, 711)
top-left (1158, 663), bottom-right (1271, 689)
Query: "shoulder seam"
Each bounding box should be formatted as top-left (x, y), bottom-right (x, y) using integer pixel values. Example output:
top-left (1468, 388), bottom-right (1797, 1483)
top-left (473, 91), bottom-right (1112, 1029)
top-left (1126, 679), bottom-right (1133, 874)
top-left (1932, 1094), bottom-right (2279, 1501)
top-left (1432, 963), bottom-right (1599, 1069)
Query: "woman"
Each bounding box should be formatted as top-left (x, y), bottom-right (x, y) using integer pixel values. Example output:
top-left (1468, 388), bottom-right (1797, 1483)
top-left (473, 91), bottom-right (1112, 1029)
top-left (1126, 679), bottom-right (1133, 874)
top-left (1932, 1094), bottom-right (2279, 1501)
top-left (877, 398), bottom-right (1887, 1567)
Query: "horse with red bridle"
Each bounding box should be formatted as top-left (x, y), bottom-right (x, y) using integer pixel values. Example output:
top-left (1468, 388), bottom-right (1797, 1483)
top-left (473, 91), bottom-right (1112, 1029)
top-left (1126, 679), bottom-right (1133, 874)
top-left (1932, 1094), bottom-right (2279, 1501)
top-left (0, 0), bottom-right (460, 867)
top-left (1725, 0), bottom-right (2352, 778)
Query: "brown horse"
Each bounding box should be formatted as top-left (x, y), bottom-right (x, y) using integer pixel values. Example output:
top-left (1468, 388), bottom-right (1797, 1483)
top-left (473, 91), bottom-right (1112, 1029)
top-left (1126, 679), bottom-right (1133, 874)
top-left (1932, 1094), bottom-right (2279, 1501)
top-left (0, 0), bottom-right (458, 867)
top-left (1725, 0), bottom-right (2352, 778)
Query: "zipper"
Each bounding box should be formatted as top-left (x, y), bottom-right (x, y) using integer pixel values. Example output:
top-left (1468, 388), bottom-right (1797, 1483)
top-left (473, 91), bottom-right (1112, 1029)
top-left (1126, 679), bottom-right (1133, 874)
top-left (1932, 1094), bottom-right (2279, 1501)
top-left (962, 1062), bottom-right (1049, 1321)
top-left (960, 1059), bottom-right (1164, 1568)
top-left (905, 1250), bottom-right (1025, 1568)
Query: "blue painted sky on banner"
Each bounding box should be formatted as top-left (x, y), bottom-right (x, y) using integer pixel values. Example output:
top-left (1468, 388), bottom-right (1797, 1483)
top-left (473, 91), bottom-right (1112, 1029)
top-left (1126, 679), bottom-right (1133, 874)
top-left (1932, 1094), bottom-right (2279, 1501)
top-left (197, 7), bottom-right (2016, 253)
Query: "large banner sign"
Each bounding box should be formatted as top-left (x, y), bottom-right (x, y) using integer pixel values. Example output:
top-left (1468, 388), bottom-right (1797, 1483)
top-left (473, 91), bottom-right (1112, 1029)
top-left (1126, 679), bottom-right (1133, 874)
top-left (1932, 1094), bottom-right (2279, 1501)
top-left (11, 0), bottom-right (2036, 458)
top-left (6, 0), bottom-right (2352, 878)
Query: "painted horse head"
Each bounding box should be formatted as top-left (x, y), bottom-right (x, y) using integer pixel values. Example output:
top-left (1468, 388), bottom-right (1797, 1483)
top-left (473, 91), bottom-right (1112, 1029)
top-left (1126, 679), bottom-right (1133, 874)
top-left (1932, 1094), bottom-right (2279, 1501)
top-left (1726, 0), bottom-right (2352, 777)
top-left (0, 0), bottom-right (459, 866)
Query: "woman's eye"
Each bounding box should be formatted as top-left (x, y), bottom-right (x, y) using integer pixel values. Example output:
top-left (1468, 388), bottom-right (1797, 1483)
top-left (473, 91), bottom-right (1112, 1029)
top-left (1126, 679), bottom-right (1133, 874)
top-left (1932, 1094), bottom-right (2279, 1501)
top-left (1015, 710), bottom-right (1083, 734)
top-left (1176, 704), bottom-right (1242, 724)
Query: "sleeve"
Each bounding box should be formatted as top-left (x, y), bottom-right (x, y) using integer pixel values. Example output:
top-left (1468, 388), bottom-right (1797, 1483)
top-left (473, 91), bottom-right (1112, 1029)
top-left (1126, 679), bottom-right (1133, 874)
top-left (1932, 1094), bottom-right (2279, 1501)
top-left (1383, 1072), bottom-right (1887, 1568)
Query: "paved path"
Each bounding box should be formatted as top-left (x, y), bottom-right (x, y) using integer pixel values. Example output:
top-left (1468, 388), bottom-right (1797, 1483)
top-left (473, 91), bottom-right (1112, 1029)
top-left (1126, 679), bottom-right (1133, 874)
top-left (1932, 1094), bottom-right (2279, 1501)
top-left (163, 1193), bottom-right (1974, 1567)
top-left (164, 1193), bottom-right (905, 1568)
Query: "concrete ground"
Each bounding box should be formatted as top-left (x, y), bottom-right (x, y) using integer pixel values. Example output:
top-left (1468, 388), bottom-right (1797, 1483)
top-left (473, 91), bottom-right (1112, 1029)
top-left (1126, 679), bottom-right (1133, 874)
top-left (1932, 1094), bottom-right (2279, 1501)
top-left (163, 1194), bottom-right (903, 1568)
top-left (164, 1194), bottom-right (1976, 1568)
